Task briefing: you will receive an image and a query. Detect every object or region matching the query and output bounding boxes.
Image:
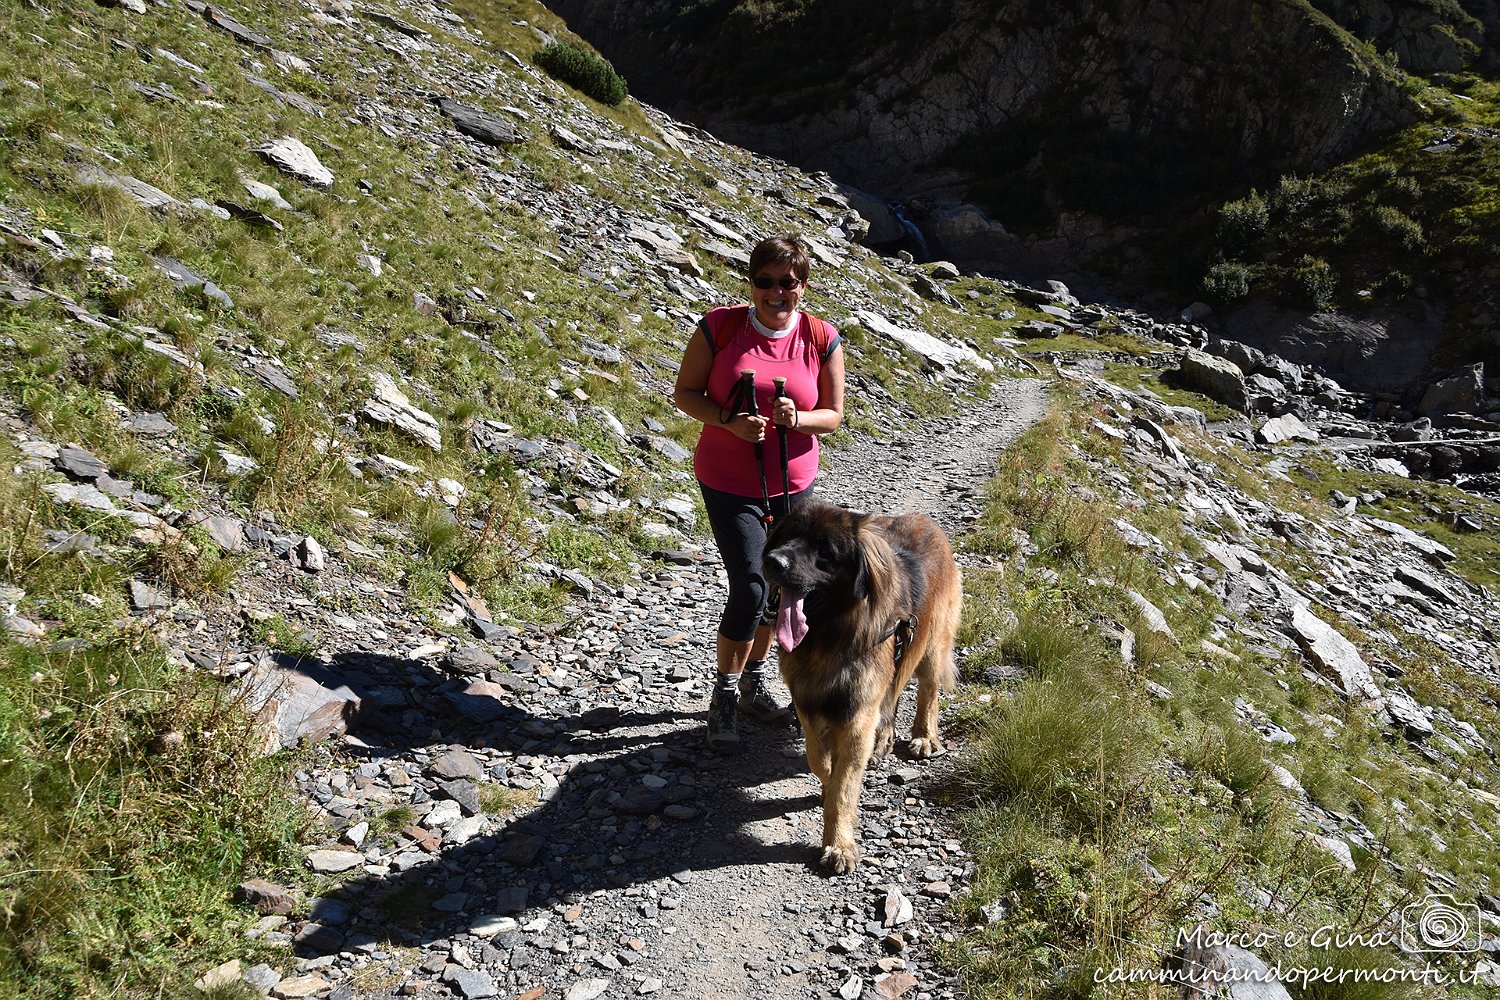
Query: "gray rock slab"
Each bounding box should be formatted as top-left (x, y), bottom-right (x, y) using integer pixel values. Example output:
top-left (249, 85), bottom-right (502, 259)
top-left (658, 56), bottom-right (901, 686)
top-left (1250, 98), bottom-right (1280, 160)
top-left (153, 255), bottom-right (234, 309)
top-left (126, 411), bottom-right (177, 436)
top-left (1394, 566), bottom-right (1459, 605)
top-left (362, 372), bottom-right (441, 450)
top-left (129, 579), bottom-right (170, 611)
top-left (446, 646), bottom-right (500, 676)
top-left (75, 164), bottom-right (185, 212)
top-left (253, 137), bottom-right (334, 189)
top-left (199, 515), bottom-right (247, 553)
top-left (305, 850), bottom-right (363, 874)
top-left (436, 98), bottom-right (525, 146)
top-left (438, 778), bottom-right (481, 815)
top-left (1384, 688), bottom-right (1435, 740)
top-left (55, 446), bottom-right (109, 480)
top-left (1256, 413), bottom-right (1319, 445)
top-left (241, 663), bottom-right (362, 749)
top-left (199, 4), bottom-right (273, 49)
top-left (1290, 605), bottom-right (1381, 702)
top-left (429, 749), bottom-right (486, 781)
top-left (1174, 349), bottom-right (1248, 412)
top-left (853, 309), bottom-right (994, 372)
top-left (446, 680), bottom-right (511, 722)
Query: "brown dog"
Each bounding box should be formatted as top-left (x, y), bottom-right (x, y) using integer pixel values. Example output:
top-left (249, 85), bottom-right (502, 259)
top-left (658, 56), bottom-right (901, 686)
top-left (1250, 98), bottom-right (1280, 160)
top-left (763, 500), bottom-right (961, 874)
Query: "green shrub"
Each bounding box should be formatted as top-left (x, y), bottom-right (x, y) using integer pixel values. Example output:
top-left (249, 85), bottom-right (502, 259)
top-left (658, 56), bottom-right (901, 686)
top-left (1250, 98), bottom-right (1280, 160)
top-left (1292, 255), bottom-right (1337, 310)
top-left (1217, 191), bottom-right (1269, 249)
top-left (534, 41), bottom-right (628, 106)
top-left (1204, 261), bottom-right (1252, 302)
top-left (1372, 205), bottom-right (1424, 252)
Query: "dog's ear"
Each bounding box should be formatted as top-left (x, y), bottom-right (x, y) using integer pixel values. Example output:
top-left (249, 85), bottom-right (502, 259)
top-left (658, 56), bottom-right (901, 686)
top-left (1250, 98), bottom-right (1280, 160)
top-left (850, 541), bottom-right (871, 601)
top-left (848, 512), bottom-right (874, 601)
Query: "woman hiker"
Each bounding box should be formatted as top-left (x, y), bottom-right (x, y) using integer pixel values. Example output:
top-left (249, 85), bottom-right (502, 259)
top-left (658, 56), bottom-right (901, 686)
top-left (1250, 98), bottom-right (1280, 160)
top-left (672, 235), bottom-right (846, 754)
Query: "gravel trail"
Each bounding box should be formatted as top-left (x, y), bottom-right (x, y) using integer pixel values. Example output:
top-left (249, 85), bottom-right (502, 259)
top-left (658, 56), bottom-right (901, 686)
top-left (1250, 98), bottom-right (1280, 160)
top-left (334, 377), bottom-right (1051, 1000)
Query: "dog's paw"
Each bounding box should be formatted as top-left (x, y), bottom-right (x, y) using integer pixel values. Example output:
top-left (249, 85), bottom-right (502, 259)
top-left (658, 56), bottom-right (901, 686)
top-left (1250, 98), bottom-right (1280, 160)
top-left (906, 736), bottom-right (943, 759)
top-left (819, 844), bottom-right (861, 876)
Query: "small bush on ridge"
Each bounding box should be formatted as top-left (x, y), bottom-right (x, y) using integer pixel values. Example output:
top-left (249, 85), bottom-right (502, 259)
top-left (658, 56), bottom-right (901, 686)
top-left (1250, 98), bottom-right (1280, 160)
top-left (534, 41), bottom-right (628, 106)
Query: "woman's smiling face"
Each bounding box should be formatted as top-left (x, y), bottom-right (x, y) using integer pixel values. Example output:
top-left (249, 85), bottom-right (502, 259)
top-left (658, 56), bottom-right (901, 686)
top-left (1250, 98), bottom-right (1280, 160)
top-left (751, 261), bottom-right (806, 330)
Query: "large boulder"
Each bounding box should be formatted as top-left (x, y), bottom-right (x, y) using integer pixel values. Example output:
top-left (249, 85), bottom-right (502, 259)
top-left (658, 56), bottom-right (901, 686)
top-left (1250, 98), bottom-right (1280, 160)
top-left (1417, 363), bottom-right (1484, 417)
top-left (362, 372), bottom-right (442, 450)
top-left (1173, 349), bottom-right (1249, 412)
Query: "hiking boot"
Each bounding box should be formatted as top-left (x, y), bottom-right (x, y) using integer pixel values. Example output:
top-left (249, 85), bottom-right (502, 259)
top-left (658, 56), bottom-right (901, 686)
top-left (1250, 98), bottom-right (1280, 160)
top-left (739, 668), bottom-right (794, 727)
top-left (705, 682), bottom-right (741, 755)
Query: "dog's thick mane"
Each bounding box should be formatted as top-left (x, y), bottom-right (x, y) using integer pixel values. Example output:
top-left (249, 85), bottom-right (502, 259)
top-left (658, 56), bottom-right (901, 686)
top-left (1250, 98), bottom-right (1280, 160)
top-left (796, 516), bottom-right (917, 661)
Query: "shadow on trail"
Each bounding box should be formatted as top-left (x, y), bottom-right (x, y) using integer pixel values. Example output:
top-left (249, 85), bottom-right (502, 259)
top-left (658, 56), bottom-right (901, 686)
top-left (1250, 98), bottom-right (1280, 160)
top-left (271, 646), bottom-right (819, 954)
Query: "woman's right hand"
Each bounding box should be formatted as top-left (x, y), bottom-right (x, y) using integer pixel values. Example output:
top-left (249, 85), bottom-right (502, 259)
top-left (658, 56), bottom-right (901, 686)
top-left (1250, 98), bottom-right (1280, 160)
top-left (726, 413), bottom-right (768, 443)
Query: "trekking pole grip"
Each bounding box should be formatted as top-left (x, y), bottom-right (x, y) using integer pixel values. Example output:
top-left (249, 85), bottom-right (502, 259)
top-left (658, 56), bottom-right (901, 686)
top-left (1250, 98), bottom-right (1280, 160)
top-left (739, 369), bottom-right (758, 415)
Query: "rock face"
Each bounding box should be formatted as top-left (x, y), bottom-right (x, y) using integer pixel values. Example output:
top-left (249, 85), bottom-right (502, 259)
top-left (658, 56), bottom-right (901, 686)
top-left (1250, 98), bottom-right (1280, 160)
top-left (1418, 363), bottom-right (1485, 417)
top-left (551, 0), bottom-right (1421, 271)
top-left (1221, 298), bottom-right (1447, 394)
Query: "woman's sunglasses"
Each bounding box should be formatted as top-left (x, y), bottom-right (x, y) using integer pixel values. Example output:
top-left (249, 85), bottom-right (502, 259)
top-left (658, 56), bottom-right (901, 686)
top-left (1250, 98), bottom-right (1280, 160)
top-left (752, 275), bottom-right (804, 290)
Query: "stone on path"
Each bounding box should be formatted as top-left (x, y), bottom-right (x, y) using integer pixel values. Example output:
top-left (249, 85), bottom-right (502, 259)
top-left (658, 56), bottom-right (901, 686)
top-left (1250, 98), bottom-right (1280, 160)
top-left (565, 978), bottom-right (609, 1000)
top-left (242, 663), bottom-right (362, 749)
top-left (1255, 413), bottom-right (1319, 445)
top-left (306, 849), bottom-right (363, 873)
top-left (429, 749), bottom-right (485, 781)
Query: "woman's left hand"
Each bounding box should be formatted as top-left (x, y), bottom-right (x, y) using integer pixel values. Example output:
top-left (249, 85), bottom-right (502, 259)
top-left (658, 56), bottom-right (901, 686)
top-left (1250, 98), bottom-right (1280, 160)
top-left (770, 396), bottom-right (797, 427)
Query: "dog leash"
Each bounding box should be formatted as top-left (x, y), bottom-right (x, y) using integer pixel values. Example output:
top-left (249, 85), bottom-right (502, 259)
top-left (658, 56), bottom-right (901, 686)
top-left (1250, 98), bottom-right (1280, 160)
top-left (880, 614), bottom-right (920, 666)
top-left (773, 376), bottom-right (791, 523)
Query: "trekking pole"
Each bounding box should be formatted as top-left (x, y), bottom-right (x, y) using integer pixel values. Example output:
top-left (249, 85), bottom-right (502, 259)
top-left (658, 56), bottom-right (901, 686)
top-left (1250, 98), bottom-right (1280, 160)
top-left (773, 377), bottom-right (791, 522)
top-left (740, 369), bottom-right (773, 524)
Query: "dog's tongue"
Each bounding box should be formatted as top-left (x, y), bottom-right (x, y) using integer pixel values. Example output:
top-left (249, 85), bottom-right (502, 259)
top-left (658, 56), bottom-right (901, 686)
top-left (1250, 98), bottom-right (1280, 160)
top-left (776, 588), bottom-right (809, 651)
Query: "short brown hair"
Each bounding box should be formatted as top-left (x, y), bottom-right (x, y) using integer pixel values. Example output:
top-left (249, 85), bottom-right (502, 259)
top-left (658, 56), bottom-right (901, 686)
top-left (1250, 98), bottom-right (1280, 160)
top-left (748, 235), bottom-right (810, 283)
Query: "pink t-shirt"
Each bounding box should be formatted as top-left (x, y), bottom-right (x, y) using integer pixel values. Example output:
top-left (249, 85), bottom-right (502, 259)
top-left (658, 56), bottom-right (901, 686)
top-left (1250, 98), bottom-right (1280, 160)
top-left (692, 305), bottom-right (840, 497)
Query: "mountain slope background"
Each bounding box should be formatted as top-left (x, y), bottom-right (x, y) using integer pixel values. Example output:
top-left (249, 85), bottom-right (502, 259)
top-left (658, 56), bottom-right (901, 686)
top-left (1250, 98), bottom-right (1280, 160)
top-left (548, 0), bottom-right (1500, 389)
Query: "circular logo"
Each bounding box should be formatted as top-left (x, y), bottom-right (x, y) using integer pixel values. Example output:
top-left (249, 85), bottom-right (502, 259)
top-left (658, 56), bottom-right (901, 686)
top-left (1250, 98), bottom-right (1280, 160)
top-left (1417, 901), bottom-right (1471, 950)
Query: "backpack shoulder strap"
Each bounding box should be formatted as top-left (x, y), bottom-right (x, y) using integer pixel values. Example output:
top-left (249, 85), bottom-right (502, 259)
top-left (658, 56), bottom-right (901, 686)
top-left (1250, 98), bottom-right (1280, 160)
top-left (805, 314), bottom-right (841, 362)
top-left (699, 305), bottom-right (749, 354)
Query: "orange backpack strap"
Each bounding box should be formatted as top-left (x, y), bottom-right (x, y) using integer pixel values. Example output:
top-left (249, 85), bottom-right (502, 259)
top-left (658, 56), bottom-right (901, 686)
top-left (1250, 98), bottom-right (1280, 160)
top-left (805, 314), bottom-right (841, 362)
top-left (698, 304), bottom-right (749, 354)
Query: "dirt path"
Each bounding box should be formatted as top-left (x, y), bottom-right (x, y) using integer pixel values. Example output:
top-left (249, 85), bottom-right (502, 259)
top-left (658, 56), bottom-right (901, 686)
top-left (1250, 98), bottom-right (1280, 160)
top-left (575, 377), bottom-right (1052, 1000)
top-left (337, 377), bottom-right (1052, 1000)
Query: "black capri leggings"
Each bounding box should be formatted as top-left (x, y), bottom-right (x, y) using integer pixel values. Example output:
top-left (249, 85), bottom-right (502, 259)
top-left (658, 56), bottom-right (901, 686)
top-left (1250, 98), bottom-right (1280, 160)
top-left (699, 482), bottom-right (814, 643)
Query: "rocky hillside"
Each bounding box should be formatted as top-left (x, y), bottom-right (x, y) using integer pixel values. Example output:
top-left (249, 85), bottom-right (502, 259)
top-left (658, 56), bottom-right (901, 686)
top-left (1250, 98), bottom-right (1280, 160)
top-left (547, 0), bottom-right (1430, 263)
top-left (4, 1), bottom-right (1500, 999)
top-left (550, 0), bottom-right (1500, 392)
